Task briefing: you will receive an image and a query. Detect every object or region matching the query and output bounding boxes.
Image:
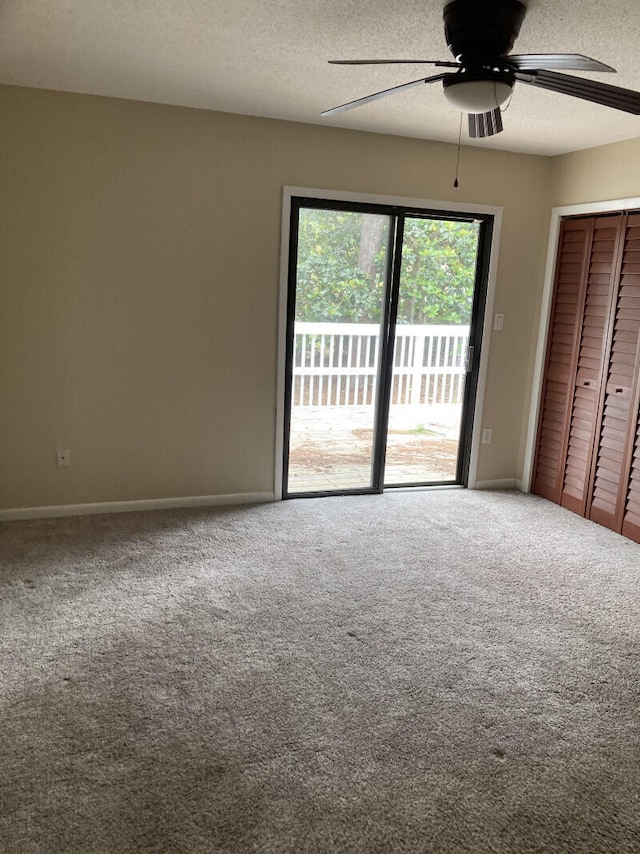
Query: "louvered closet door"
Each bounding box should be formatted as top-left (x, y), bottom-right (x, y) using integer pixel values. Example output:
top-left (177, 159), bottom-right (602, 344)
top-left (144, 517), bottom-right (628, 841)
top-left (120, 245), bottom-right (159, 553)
top-left (531, 218), bottom-right (593, 501)
top-left (590, 213), bottom-right (640, 533)
top-left (622, 409), bottom-right (640, 543)
top-left (560, 215), bottom-right (623, 515)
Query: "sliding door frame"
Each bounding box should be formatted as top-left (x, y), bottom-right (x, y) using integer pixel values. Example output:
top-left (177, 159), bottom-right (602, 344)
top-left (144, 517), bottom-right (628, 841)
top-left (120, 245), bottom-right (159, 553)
top-left (275, 187), bottom-right (503, 501)
top-left (281, 197), bottom-right (398, 497)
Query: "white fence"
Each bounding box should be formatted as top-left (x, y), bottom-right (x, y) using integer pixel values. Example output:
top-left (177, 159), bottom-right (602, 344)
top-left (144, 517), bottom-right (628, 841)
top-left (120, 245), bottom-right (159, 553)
top-left (293, 322), bottom-right (470, 407)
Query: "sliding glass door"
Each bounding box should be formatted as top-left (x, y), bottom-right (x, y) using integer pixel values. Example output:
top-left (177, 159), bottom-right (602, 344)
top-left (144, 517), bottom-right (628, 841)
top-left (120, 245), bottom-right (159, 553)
top-left (285, 207), bottom-right (393, 493)
top-left (282, 198), bottom-right (491, 498)
top-left (384, 216), bottom-right (480, 486)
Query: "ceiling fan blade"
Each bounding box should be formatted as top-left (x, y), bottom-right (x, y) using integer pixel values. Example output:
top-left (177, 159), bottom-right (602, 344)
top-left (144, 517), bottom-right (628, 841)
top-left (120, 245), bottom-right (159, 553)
top-left (321, 73), bottom-right (448, 117)
top-left (506, 54), bottom-right (615, 73)
top-left (468, 109), bottom-right (503, 138)
top-left (329, 59), bottom-right (459, 67)
top-left (516, 69), bottom-right (640, 114)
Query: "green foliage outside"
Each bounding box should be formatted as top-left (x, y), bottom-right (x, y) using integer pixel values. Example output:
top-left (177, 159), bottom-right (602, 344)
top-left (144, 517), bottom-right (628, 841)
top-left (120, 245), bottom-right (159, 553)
top-left (295, 209), bottom-right (479, 325)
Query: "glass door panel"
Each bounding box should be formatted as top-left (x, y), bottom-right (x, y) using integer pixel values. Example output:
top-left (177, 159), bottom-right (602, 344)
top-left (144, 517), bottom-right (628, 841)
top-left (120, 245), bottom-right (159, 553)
top-left (384, 217), bottom-right (480, 486)
top-left (286, 207), bottom-right (391, 495)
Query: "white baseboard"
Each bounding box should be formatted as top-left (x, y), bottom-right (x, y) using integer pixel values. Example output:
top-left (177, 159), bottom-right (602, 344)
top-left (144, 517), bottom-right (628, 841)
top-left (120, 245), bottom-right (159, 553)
top-left (0, 492), bottom-right (275, 522)
top-left (472, 479), bottom-right (517, 490)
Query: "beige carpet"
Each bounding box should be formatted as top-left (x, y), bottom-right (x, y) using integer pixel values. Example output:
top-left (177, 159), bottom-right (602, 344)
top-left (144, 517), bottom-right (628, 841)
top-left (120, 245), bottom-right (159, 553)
top-left (1, 489), bottom-right (639, 853)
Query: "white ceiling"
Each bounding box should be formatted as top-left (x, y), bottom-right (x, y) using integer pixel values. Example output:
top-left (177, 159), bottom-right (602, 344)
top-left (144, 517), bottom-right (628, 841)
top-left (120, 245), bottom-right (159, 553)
top-left (2, 0), bottom-right (640, 155)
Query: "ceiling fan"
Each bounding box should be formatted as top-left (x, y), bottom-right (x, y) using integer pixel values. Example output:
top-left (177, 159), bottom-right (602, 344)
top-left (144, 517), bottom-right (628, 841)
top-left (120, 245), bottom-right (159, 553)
top-left (322, 0), bottom-right (640, 138)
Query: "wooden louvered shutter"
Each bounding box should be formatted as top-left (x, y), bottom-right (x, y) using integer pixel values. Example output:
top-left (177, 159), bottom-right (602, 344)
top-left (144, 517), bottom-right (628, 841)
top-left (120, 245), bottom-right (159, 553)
top-left (533, 210), bottom-right (640, 543)
top-left (531, 218), bottom-right (593, 502)
top-left (560, 216), bottom-right (623, 515)
top-left (590, 213), bottom-right (640, 534)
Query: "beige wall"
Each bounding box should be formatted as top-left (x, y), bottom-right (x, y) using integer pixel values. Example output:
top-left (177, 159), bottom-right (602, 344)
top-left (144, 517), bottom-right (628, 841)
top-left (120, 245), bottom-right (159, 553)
top-left (0, 84), bottom-right (553, 510)
top-left (551, 137), bottom-right (640, 207)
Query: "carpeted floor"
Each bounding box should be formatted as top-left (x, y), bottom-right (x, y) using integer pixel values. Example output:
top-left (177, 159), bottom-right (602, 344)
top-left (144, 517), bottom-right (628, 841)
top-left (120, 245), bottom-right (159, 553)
top-left (1, 489), bottom-right (639, 853)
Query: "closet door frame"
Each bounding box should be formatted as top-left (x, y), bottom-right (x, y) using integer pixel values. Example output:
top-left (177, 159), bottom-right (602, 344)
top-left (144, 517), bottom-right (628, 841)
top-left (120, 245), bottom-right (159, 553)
top-left (523, 196), bottom-right (640, 495)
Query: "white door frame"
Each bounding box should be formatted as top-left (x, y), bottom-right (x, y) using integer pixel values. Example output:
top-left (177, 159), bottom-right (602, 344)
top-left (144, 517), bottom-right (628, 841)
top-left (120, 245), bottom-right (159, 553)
top-left (274, 186), bottom-right (503, 500)
top-left (521, 195), bottom-right (640, 493)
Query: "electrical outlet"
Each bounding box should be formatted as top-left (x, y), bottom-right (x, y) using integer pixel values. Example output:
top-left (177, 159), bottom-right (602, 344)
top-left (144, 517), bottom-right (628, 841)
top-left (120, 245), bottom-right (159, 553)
top-left (494, 313), bottom-right (504, 331)
top-left (482, 428), bottom-right (492, 445)
top-left (56, 448), bottom-right (71, 468)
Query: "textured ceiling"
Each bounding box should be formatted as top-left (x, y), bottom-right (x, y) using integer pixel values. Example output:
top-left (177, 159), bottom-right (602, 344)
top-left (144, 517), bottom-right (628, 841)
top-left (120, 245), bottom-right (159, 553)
top-left (1, 0), bottom-right (640, 155)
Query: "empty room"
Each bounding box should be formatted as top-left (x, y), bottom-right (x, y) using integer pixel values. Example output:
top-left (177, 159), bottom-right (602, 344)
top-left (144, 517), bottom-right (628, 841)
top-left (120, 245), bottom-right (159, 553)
top-left (1, 1), bottom-right (640, 852)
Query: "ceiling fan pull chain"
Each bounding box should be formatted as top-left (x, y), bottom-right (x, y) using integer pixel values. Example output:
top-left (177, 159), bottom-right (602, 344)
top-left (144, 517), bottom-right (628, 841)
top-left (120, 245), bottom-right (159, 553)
top-left (453, 112), bottom-right (463, 188)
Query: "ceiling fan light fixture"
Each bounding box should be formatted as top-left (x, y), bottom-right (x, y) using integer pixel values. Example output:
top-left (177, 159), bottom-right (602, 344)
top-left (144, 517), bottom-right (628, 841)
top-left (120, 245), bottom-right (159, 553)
top-left (443, 77), bottom-right (513, 113)
top-left (323, 0), bottom-right (640, 137)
